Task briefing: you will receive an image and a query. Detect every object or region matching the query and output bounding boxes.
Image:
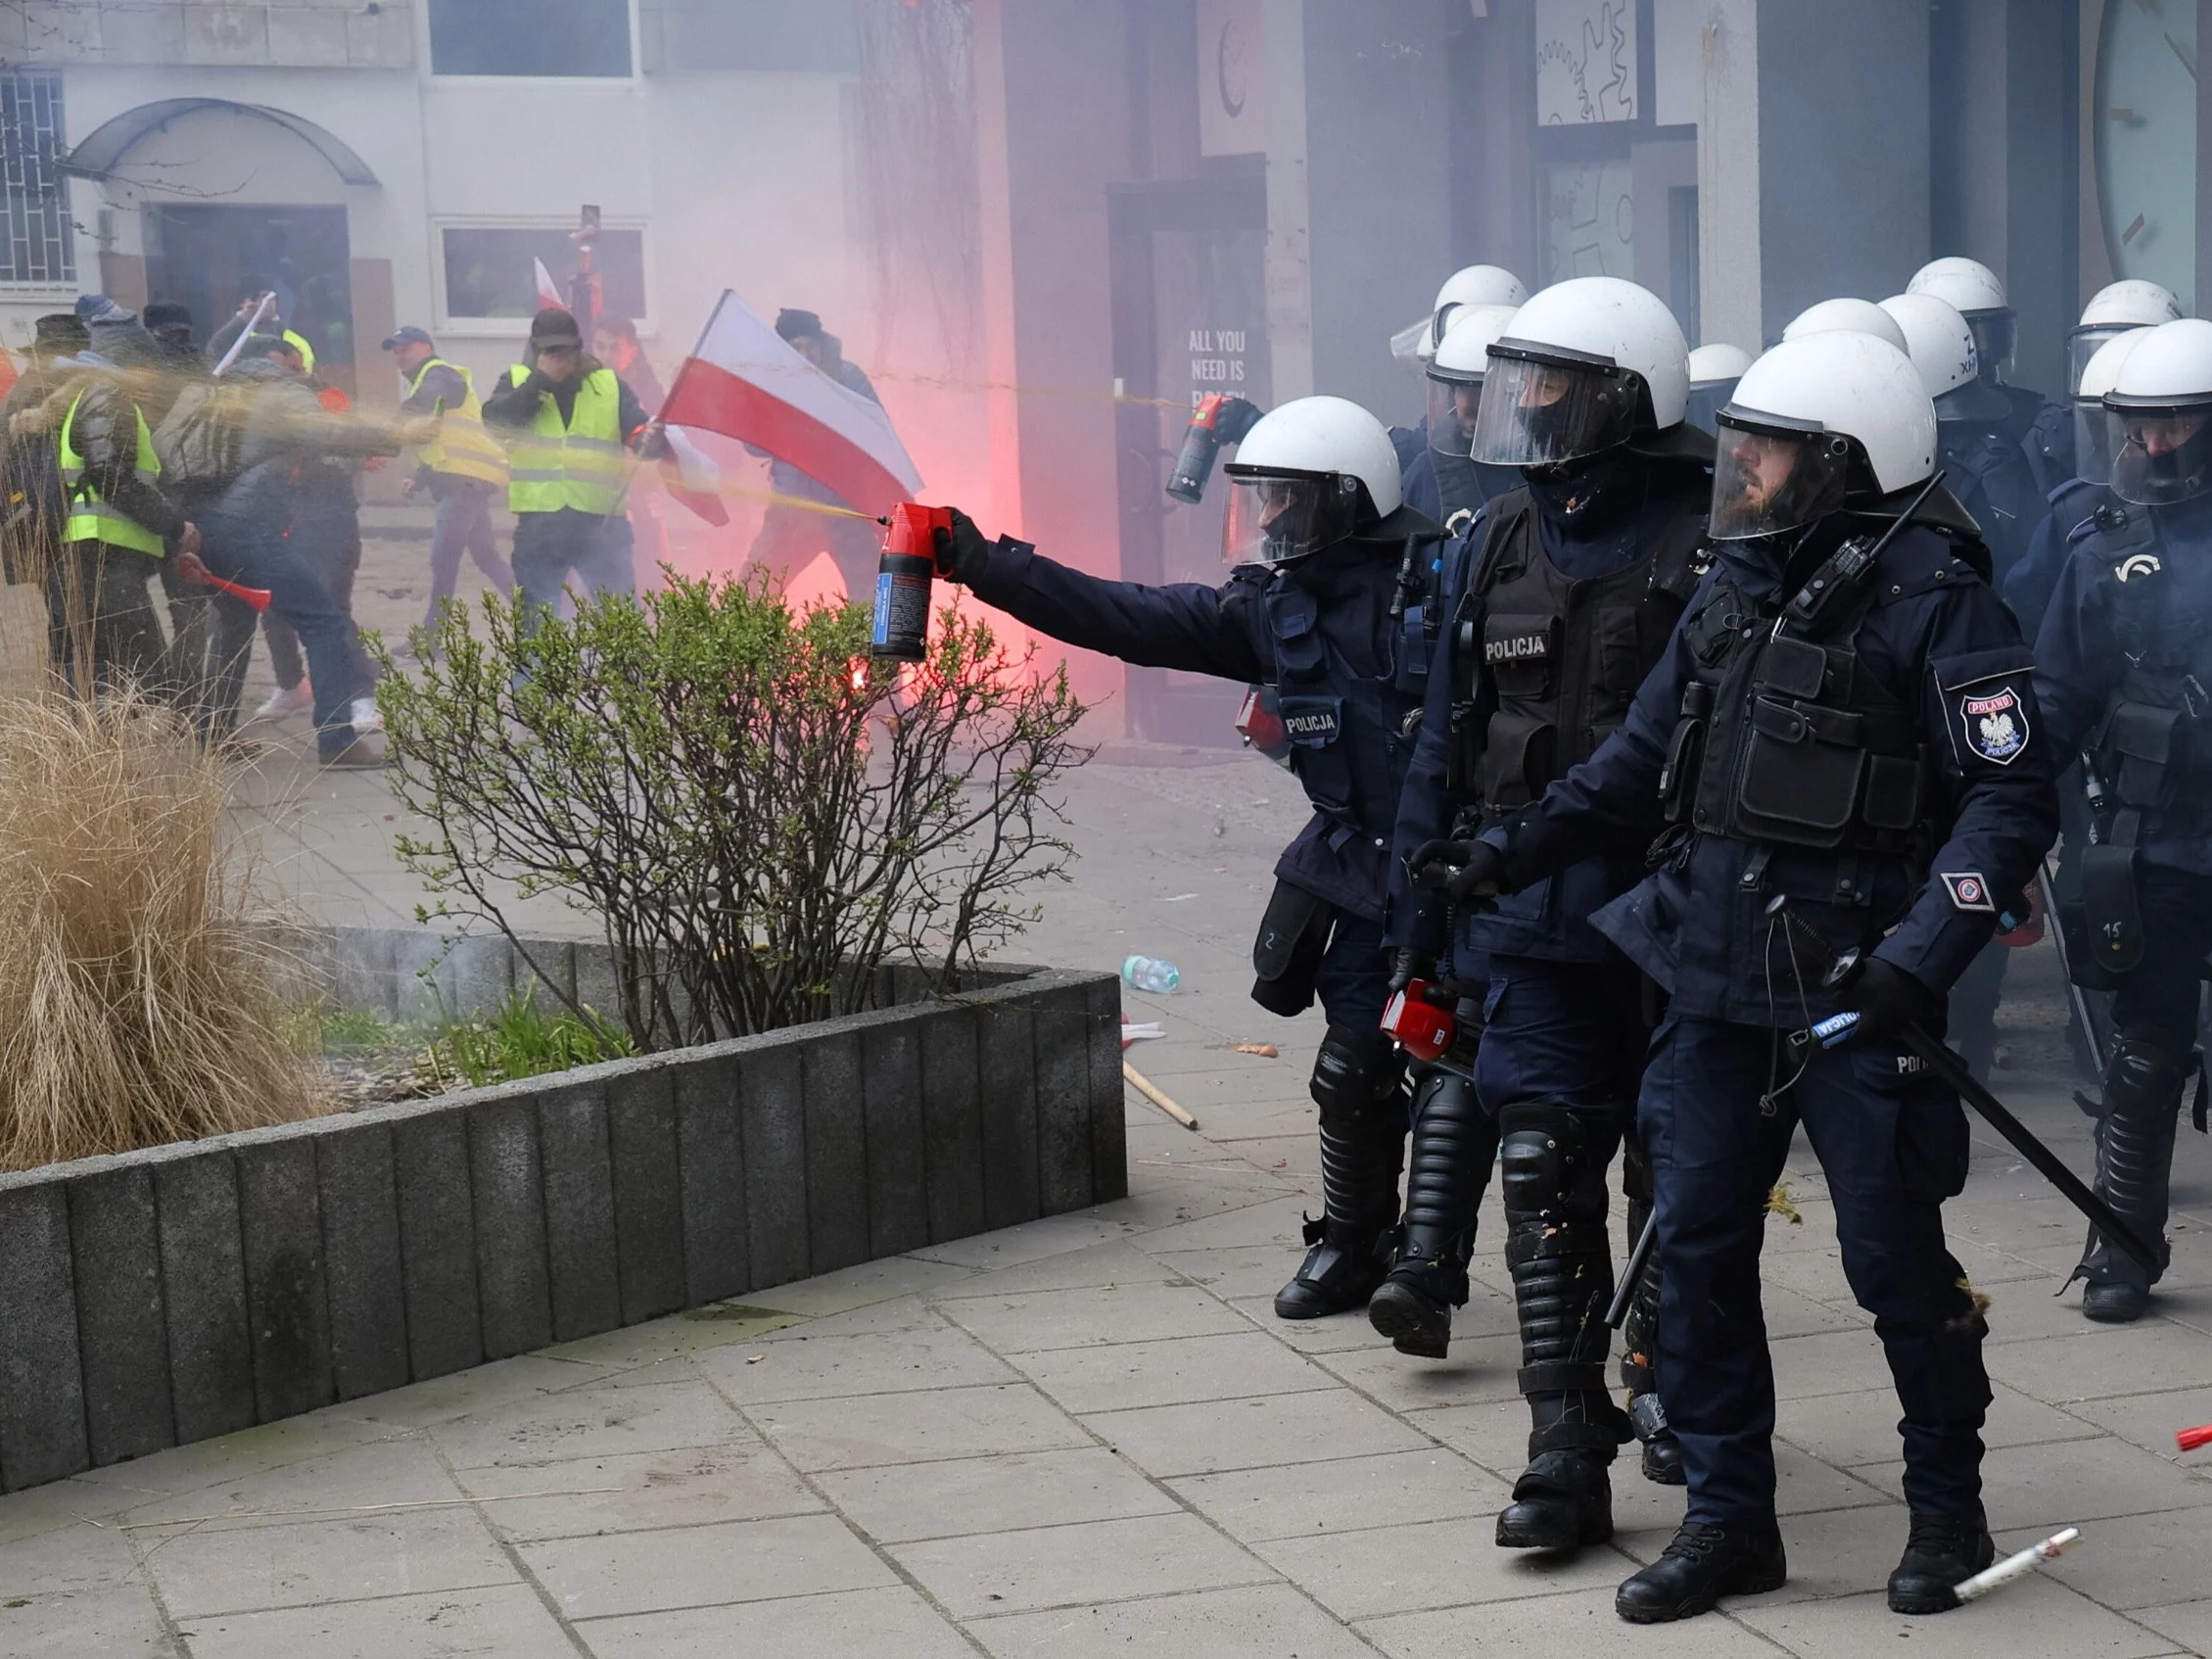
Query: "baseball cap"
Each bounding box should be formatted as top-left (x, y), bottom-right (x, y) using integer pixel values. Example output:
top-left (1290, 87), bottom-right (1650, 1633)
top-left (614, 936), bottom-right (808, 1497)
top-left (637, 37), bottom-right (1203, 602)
top-left (382, 325), bottom-right (436, 351)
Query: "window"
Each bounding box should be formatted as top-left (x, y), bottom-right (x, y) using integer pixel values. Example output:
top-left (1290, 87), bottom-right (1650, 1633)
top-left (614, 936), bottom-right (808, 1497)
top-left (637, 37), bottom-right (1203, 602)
top-left (429, 0), bottom-right (633, 76)
top-left (441, 227), bottom-right (647, 324)
top-left (0, 72), bottom-right (74, 286)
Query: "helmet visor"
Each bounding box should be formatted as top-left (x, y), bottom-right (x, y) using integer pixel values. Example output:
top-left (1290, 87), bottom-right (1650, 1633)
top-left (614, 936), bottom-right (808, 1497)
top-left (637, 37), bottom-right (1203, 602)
top-left (1468, 348), bottom-right (1641, 467)
top-left (1708, 414), bottom-right (1855, 542)
top-left (2073, 399), bottom-right (2123, 488)
top-left (2068, 324), bottom-right (2139, 396)
top-left (1222, 470), bottom-right (1361, 566)
top-left (2108, 405), bottom-right (2212, 506)
top-left (1425, 370), bottom-right (1484, 461)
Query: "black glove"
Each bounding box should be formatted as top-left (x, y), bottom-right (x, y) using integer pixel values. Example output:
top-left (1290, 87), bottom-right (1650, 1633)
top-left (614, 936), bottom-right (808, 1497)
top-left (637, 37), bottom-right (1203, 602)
top-left (1388, 948), bottom-right (1429, 995)
top-left (932, 508), bottom-right (996, 586)
top-left (1408, 837), bottom-right (1505, 905)
top-left (1835, 956), bottom-right (1932, 1046)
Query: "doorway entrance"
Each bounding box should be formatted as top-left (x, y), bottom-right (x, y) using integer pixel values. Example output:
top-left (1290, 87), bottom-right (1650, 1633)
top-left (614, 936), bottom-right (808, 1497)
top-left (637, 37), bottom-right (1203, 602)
top-left (144, 205), bottom-right (354, 391)
top-left (1107, 169), bottom-right (1270, 746)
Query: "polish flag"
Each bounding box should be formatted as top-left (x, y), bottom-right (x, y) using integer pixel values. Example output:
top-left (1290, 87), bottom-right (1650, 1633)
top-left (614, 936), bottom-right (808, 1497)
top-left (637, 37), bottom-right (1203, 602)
top-left (655, 426), bottom-right (730, 528)
top-left (533, 258), bottom-right (565, 311)
top-left (659, 290), bottom-right (921, 520)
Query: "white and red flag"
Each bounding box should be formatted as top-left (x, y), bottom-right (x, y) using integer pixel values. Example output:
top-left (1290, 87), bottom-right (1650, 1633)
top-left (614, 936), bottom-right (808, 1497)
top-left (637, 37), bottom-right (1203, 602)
top-left (659, 289), bottom-right (922, 520)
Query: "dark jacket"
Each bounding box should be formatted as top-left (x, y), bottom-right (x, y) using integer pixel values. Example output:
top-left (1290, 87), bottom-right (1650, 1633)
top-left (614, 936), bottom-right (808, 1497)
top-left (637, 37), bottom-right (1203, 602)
top-left (208, 360), bottom-right (403, 530)
top-left (56, 370), bottom-right (186, 544)
top-left (1471, 513), bottom-right (2056, 1025)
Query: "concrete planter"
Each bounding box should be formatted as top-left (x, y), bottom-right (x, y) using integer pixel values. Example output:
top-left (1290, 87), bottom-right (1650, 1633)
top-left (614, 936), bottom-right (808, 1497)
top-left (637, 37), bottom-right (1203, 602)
top-left (0, 929), bottom-right (1124, 1493)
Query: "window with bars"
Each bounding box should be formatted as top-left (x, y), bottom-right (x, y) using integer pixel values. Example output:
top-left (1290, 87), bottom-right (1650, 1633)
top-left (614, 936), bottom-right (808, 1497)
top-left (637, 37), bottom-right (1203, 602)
top-left (0, 73), bottom-right (74, 286)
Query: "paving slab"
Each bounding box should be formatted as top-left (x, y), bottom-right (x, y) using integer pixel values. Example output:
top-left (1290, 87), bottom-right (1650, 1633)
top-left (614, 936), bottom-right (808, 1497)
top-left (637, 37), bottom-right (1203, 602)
top-left (815, 1445), bottom-right (1178, 1543)
top-left (698, 1321), bottom-right (1017, 1403)
top-left (427, 1378), bottom-right (750, 1470)
top-left (1854, 1433), bottom-right (2212, 1528)
top-left (179, 1584), bottom-right (571, 1659)
top-left (942, 1280), bottom-right (1248, 1351)
top-left (0, 1585), bottom-right (175, 1658)
top-left (1732, 1574), bottom-right (2179, 1658)
top-left (887, 1510), bottom-right (1274, 1618)
top-left (577, 1585), bottom-right (977, 1659)
top-left (1360, 1585), bottom-right (1785, 1658)
top-left (521, 1513), bottom-right (895, 1619)
top-left (456, 1442), bottom-right (824, 1540)
top-left (748, 1382), bottom-right (1090, 1472)
top-left (1254, 1512), bottom-right (1629, 1620)
top-left (1009, 1329), bottom-right (1334, 1413)
top-left (1083, 1389), bottom-right (1430, 1478)
top-left (968, 1582), bottom-right (1379, 1658)
top-left (146, 1505), bottom-right (517, 1618)
top-left (1168, 1446), bottom-right (1509, 1544)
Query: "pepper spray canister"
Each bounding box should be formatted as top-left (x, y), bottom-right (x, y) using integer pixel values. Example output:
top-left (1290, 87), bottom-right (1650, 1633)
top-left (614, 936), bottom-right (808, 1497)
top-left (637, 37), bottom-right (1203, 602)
top-left (1164, 395), bottom-right (1264, 504)
top-left (871, 502), bottom-right (955, 661)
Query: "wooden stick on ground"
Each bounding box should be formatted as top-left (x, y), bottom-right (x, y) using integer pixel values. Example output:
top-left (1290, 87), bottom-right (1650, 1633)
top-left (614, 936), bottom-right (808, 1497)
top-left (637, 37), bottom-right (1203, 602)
top-left (1123, 1060), bottom-right (1199, 1131)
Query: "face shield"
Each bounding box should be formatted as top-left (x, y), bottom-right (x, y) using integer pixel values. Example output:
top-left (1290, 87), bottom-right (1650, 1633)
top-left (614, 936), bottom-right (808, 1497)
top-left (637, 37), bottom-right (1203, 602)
top-left (1684, 379), bottom-right (1740, 437)
top-left (2073, 399), bottom-right (2124, 488)
top-left (1707, 411), bottom-right (1857, 542)
top-left (1222, 468), bottom-right (1365, 566)
top-left (2108, 403), bottom-right (2212, 507)
top-left (1966, 311), bottom-right (2015, 382)
top-left (1425, 369), bottom-right (1483, 461)
top-left (1468, 345), bottom-right (1643, 468)
top-left (2069, 324), bottom-right (2140, 396)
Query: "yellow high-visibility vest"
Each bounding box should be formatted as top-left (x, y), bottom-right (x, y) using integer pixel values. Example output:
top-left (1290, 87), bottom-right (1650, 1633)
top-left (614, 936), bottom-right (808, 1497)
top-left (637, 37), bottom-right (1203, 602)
top-left (409, 356), bottom-right (507, 486)
top-left (59, 391), bottom-right (165, 557)
top-left (504, 364), bottom-right (627, 516)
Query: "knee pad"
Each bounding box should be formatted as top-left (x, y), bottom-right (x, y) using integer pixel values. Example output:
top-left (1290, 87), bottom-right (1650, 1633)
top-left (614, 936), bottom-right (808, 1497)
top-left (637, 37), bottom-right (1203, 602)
top-left (1310, 1024), bottom-right (1406, 1123)
top-left (1498, 1104), bottom-right (1609, 1223)
top-left (2105, 1030), bottom-right (2188, 1122)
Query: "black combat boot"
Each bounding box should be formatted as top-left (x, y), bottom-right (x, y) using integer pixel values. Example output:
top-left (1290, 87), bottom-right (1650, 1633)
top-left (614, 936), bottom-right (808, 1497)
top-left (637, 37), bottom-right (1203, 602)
top-left (1615, 1523), bottom-right (1788, 1623)
top-left (1369, 1033), bottom-right (1497, 1357)
top-left (1493, 1105), bottom-right (1629, 1550)
top-left (1619, 1141), bottom-right (1684, 1485)
top-left (2076, 1033), bottom-right (2185, 1324)
top-left (1887, 1511), bottom-right (1996, 1614)
top-left (1276, 1026), bottom-right (1407, 1320)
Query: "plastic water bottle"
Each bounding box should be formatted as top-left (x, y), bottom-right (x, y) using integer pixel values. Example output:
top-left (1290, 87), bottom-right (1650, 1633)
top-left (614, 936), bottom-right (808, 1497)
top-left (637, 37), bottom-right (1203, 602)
top-left (1121, 955), bottom-right (1181, 993)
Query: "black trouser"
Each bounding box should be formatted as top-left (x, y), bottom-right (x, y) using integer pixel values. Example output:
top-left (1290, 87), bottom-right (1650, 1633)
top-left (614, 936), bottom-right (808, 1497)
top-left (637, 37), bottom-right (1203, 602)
top-left (48, 540), bottom-right (166, 694)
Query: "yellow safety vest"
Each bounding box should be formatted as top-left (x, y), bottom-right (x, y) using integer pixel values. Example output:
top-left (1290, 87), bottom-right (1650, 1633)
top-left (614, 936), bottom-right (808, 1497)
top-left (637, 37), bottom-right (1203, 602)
top-left (409, 356), bottom-right (507, 486)
top-left (59, 391), bottom-right (165, 558)
top-left (504, 364), bottom-right (628, 516)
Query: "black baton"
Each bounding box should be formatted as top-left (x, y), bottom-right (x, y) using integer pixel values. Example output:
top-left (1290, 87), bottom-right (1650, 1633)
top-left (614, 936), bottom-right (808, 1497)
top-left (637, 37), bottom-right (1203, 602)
top-left (1769, 899), bottom-right (2160, 1275)
top-left (1605, 1210), bottom-right (1659, 1330)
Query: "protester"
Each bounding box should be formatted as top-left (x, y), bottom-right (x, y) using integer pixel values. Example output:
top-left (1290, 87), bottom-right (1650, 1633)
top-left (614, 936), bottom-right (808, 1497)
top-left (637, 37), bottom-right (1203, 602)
top-left (743, 308), bottom-right (887, 598)
top-left (385, 325), bottom-right (512, 638)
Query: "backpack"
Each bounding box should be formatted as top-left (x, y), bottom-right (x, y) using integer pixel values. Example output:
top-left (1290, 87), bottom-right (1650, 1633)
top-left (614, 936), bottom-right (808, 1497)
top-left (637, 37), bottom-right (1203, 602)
top-left (150, 378), bottom-right (259, 502)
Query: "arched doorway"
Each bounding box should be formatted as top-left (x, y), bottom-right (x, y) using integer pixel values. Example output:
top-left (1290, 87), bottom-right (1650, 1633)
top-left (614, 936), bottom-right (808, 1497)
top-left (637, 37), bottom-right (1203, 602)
top-left (61, 99), bottom-right (380, 391)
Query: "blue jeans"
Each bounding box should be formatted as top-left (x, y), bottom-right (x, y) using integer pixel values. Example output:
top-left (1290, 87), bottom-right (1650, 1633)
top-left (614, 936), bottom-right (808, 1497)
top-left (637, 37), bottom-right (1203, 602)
top-left (1639, 1013), bottom-right (1988, 1526)
top-left (427, 477), bottom-right (513, 629)
top-left (201, 514), bottom-right (371, 758)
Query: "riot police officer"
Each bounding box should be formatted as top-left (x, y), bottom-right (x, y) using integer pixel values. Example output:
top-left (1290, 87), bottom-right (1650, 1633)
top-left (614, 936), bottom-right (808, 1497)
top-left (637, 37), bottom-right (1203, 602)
top-left (1781, 298), bottom-right (1908, 354)
top-left (934, 397), bottom-right (1445, 1319)
top-left (1685, 343), bottom-right (1753, 437)
top-left (2037, 316), bottom-right (2212, 1324)
top-left (1394, 266), bottom-right (1530, 514)
top-left (1907, 257), bottom-right (2064, 451)
top-left (2021, 279), bottom-right (2184, 498)
top-left (1415, 329), bottom-right (2055, 1621)
top-left (1419, 304), bottom-right (1524, 529)
top-left (1382, 277), bottom-right (1714, 1545)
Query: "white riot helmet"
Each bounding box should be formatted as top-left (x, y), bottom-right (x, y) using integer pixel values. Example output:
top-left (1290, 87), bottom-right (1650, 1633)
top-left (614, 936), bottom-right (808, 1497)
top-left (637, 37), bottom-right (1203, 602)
top-left (1425, 304), bottom-right (1519, 459)
top-left (1469, 277), bottom-right (1690, 469)
top-left (1708, 332), bottom-right (1937, 542)
top-left (1389, 263), bottom-right (1529, 363)
top-left (2103, 316), bottom-right (2212, 507)
top-left (1781, 298), bottom-right (1908, 355)
top-left (1685, 342), bottom-right (1754, 434)
top-left (2072, 330), bottom-right (2147, 489)
top-left (1878, 293), bottom-right (2008, 422)
top-left (1907, 257), bottom-right (2013, 376)
top-left (1222, 395), bottom-right (1401, 565)
top-left (2068, 279), bottom-right (2184, 395)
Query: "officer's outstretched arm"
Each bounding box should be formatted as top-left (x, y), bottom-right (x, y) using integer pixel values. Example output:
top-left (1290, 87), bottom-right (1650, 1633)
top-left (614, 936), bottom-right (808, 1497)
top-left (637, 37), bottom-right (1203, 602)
top-left (938, 507), bottom-right (1269, 683)
top-left (1875, 593), bottom-right (2060, 996)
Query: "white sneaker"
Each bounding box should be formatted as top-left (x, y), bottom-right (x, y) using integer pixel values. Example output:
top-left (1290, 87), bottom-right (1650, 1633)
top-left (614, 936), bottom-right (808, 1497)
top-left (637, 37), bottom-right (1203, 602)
top-left (348, 696), bottom-right (384, 735)
top-left (253, 682), bottom-right (312, 721)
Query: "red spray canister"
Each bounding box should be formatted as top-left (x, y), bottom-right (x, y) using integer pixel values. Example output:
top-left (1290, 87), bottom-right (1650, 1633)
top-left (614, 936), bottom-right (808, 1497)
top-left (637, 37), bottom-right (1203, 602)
top-left (1381, 979), bottom-right (1457, 1064)
top-left (1165, 394), bottom-right (1264, 504)
top-left (871, 502), bottom-right (955, 661)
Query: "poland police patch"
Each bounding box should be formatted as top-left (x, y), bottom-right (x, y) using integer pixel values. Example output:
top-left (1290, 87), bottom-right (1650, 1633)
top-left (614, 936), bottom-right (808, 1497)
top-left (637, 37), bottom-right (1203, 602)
top-left (1957, 684), bottom-right (2028, 766)
top-left (1941, 872), bottom-right (1996, 913)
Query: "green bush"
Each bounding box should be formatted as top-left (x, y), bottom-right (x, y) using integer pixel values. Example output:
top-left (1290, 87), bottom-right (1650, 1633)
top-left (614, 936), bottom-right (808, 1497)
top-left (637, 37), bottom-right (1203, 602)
top-left (375, 574), bottom-right (1091, 1051)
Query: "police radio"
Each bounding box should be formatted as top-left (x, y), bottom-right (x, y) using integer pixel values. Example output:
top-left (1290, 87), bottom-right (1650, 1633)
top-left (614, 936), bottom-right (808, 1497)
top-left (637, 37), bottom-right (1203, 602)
top-left (1165, 395), bottom-right (1264, 504)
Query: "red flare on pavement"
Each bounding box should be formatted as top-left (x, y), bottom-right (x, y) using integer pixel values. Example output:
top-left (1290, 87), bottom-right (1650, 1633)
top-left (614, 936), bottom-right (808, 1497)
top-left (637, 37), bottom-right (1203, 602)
top-left (2178, 1424), bottom-right (2212, 1452)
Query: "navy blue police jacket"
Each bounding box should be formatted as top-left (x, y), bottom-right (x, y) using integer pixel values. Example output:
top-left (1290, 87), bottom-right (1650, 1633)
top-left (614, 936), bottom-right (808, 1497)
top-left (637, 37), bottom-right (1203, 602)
top-left (2001, 475), bottom-right (2110, 639)
top-left (1463, 518), bottom-right (2057, 1026)
top-left (965, 527), bottom-right (1435, 921)
top-left (1388, 472), bottom-right (1713, 971)
top-left (2034, 490), bottom-right (2212, 877)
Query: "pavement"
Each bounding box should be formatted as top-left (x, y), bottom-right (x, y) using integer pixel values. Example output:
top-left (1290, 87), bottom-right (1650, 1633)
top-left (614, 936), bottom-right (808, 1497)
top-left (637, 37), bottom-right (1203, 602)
top-left (4, 527), bottom-right (2212, 1655)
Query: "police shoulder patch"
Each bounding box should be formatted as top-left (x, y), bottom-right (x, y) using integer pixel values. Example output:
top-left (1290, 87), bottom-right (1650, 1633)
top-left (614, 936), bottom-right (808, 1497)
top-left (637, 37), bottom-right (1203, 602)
top-left (1957, 683), bottom-right (2029, 766)
top-left (1941, 871), bottom-right (1996, 913)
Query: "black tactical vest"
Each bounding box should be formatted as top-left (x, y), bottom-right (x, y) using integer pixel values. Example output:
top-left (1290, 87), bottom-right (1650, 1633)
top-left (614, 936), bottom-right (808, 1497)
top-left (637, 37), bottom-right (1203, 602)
top-left (1455, 487), bottom-right (1708, 815)
top-left (1658, 536), bottom-right (1932, 858)
top-left (2081, 505), bottom-right (2212, 832)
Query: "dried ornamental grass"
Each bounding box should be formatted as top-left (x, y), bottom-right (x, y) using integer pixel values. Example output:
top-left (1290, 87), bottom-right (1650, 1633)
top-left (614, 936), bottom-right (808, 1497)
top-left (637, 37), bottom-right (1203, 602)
top-left (0, 692), bottom-right (325, 1169)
